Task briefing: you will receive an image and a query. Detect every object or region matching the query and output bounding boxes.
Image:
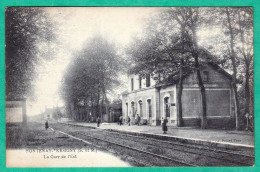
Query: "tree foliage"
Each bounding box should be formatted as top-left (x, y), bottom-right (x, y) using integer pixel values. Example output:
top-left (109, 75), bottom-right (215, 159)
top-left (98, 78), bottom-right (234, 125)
top-left (127, 7), bottom-right (253, 129)
top-left (128, 7), bottom-right (221, 128)
top-left (60, 36), bottom-right (123, 120)
top-left (206, 7), bottom-right (254, 129)
top-left (5, 7), bottom-right (56, 99)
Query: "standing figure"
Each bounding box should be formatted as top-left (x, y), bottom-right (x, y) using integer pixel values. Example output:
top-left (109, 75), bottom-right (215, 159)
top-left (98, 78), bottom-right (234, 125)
top-left (97, 117), bottom-right (101, 127)
top-left (162, 117), bottom-right (168, 134)
top-left (45, 120), bottom-right (49, 130)
top-left (127, 116), bottom-right (131, 126)
top-left (137, 114), bottom-right (141, 126)
top-left (119, 116), bottom-right (123, 126)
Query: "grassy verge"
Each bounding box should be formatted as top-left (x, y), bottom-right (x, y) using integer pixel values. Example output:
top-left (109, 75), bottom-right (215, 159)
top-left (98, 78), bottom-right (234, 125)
top-left (6, 122), bottom-right (88, 149)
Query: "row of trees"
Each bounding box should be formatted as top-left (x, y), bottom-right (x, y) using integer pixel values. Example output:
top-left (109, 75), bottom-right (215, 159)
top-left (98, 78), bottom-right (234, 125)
top-left (127, 7), bottom-right (253, 129)
top-left (60, 36), bottom-right (124, 121)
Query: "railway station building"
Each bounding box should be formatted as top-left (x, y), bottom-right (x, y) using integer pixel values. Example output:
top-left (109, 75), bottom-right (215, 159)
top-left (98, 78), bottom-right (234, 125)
top-left (121, 63), bottom-right (236, 129)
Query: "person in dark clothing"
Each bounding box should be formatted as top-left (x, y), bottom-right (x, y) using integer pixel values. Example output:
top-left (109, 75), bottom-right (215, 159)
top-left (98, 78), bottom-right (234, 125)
top-left (97, 117), bottom-right (101, 127)
top-left (45, 121), bottom-right (49, 130)
top-left (119, 116), bottom-right (123, 126)
top-left (127, 116), bottom-right (130, 126)
top-left (137, 114), bottom-right (141, 126)
top-left (162, 117), bottom-right (168, 134)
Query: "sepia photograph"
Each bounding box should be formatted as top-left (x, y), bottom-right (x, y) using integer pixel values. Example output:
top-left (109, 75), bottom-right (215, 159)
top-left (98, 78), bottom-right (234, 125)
top-left (5, 7), bottom-right (254, 167)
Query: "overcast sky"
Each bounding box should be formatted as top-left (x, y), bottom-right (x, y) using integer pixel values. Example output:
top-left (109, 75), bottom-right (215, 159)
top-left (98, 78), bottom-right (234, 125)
top-left (27, 7), bottom-right (157, 116)
top-left (25, 7), bottom-right (229, 116)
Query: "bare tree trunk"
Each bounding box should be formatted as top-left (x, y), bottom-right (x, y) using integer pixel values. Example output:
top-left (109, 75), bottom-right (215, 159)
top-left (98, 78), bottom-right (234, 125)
top-left (80, 107), bottom-right (82, 121)
top-left (177, 57), bottom-right (183, 127)
top-left (105, 94), bottom-right (109, 122)
top-left (195, 55), bottom-right (207, 129)
top-left (101, 89), bottom-right (109, 122)
top-left (76, 105), bottom-right (79, 121)
top-left (68, 103), bottom-right (72, 119)
top-left (101, 71), bottom-right (108, 122)
top-left (226, 7), bottom-right (241, 130)
top-left (191, 24), bottom-right (207, 129)
top-left (245, 63), bottom-right (250, 114)
top-left (73, 101), bottom-right (76, 121)
top-left (83, 100), bottom-right (86, 121)
top-left (90, 93), bottom-right (94, 122)
top-left (101, 97), bottom-right (104, 122)
top-left (238, 12), bottom-right (251, 116)
top-left (96, 90), bottom-right (100, 121)
top-left (249, 77), bottom-right (254, 115)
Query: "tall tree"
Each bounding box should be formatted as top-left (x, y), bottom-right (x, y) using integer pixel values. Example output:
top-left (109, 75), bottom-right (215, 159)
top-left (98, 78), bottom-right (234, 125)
top-left (236, 8), bottom-right (253, 117)
top-left (129, 7), bottom-right (217, 128)
top-left (196, 7), bottom-right (253, 129)
top-left (167, 7), bottom-right (209, 128)
top-left (129, 31), bottom-right (196, 127)
top-left (5, 7), bottom-right (56, 99)
top-left (185, 7), bottom-right (208, 129)
top-left (128, 8), bottom-right (219, 128)
top-left (225, 7), bottom-right (240, 130)
top-left (223, 7), bottom-right (253, 130)
top-left (60, 36), bottom-right (123, 121)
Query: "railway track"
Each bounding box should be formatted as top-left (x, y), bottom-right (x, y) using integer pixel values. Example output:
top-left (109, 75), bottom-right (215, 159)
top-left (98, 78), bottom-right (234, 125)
top-left (51, 127), bottom-right (196, 167)
top-left (101, 129), bottom-right (254, 166)
top-left (52, 123), bottom-right (254, 167)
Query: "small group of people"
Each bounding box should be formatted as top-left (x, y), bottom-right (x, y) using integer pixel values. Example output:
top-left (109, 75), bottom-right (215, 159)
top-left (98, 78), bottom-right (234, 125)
top-left (118, 115), bottom-right (130, 126)
top-left (118, 115), bottom-right (140, 126)
top-left (119, 115), bottom-right (168, 134)
top-left (126, 114), bottom-right (141, 126)
top-left (92, 114), bottom-right (168, 134)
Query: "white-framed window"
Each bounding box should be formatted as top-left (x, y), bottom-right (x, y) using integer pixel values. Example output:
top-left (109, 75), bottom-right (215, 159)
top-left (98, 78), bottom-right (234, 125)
top-left (131, 78), bottom-right (134, 91)
top-left (146, 75), bottom-right (150, 87)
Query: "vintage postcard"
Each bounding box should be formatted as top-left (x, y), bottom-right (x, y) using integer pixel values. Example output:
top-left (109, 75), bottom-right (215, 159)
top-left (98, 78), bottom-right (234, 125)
top-left (5, 7), bottom-right (254, 167)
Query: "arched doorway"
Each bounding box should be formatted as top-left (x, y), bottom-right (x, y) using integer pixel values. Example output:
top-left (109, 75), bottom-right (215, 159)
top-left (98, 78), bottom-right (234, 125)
top-left (125, 103), bottom-right (128, 117)
top-left (138, 100), bottom-right (143, 117)
top-left (131, 102), bottom-right (135, 118)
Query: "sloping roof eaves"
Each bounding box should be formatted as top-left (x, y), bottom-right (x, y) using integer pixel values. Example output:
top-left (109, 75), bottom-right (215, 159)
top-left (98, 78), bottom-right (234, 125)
top-left (155, 63), bottom-right (232, 88)
top-left (155, 71), bottom-right (192, 88)
top-left (208, 62), bottom-right (233, 80)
